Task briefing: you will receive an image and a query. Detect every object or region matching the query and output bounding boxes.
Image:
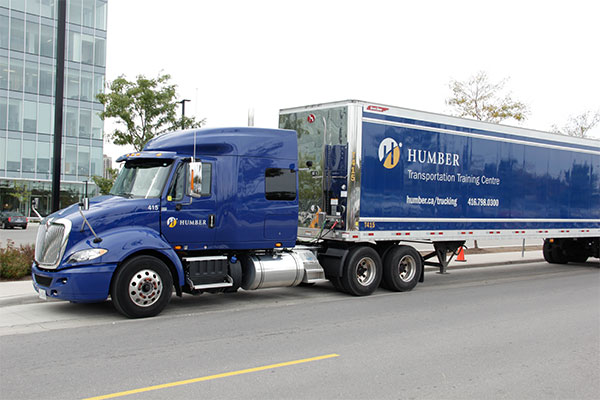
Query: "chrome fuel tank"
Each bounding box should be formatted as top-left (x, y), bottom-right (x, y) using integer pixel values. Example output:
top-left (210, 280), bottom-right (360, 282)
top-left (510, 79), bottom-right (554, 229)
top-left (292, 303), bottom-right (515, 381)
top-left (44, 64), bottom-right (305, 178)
top-left (241, 250), bottom-right (324, 290)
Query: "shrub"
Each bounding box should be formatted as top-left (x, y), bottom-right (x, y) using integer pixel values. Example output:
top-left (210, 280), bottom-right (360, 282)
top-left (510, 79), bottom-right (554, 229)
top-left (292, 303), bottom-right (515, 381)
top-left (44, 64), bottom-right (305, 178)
top-left (0, 240), bottom-right (35, 280)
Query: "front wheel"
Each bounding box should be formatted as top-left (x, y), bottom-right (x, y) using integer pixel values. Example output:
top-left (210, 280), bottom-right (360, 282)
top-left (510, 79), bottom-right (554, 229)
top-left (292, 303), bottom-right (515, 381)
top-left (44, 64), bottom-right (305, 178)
top-left (382, 246), bottom-right (423, 292)
top-left (341, 246), bottom-right (382, 296)
top-left (110, 255), bottom-right (173, 318)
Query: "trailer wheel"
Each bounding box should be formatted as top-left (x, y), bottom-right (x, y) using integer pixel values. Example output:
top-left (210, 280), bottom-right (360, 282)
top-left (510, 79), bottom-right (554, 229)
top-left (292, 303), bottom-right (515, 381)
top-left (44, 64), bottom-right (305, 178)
top-left (570, 254), bottom-right (588, 263)
top-left (542, 240), bottom-right (555, 263)
top-left (111, 255), bottom-right (173, 318)
top-left (341, 246), bottom-right (382, 296)
top-left (382, 246), bottom-right (422, 292)
top-left (543, 240), bottom-right (568, 264)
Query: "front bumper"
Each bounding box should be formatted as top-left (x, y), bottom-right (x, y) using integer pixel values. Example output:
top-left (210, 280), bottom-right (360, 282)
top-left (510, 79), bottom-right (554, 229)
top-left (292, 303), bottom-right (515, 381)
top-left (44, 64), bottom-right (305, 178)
top-left (32, 263), bottom-right (118, 303)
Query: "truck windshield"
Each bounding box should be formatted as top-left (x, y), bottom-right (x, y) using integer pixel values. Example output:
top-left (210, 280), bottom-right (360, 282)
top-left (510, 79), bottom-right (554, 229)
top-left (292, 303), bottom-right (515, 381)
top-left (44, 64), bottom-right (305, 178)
top-left (110, 159), bottom-right (173, 199)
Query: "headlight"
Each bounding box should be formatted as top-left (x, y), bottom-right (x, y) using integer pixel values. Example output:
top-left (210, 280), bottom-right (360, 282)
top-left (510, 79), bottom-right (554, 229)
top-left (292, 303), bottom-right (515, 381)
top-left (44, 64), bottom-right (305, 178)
top-left (66, 248), bottom-right (108, 264)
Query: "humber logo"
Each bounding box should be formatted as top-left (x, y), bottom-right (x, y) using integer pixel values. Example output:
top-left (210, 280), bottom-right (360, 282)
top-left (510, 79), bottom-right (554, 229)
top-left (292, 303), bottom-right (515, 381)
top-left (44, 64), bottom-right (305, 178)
top-left (167, 217), bottom-right (177, 228)
top-left (378, 137), bottom-right (460, 169)
top-left (378, 138), bottom-right (402, 169)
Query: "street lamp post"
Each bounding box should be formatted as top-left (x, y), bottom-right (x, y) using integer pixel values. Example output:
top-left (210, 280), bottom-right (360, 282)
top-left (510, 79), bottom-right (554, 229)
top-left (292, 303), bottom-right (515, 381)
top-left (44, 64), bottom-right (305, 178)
top-left (178, 99), bottom-right (191, 129)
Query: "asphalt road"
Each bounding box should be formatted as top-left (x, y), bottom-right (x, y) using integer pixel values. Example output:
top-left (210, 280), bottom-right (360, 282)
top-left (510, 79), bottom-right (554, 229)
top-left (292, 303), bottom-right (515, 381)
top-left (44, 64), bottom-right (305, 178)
top-left (1, 259), bottom-right (598, 399)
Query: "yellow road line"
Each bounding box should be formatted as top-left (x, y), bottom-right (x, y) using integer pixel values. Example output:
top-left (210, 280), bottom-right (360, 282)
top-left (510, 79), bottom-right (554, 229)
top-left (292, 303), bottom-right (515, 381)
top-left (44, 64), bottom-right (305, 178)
top-left (83, 353), bottom-right (340, 400)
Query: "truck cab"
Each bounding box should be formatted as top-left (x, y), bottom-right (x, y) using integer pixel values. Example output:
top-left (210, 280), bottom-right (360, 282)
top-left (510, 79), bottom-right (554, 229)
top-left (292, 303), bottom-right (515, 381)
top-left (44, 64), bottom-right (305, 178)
top-left (32, 127), bottom-right (319, 318)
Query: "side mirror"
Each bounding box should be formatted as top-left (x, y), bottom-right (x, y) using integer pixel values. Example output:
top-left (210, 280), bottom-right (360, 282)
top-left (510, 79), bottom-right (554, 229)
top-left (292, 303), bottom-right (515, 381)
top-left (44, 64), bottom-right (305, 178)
top-left (187, 161), bottom-right (203, 198)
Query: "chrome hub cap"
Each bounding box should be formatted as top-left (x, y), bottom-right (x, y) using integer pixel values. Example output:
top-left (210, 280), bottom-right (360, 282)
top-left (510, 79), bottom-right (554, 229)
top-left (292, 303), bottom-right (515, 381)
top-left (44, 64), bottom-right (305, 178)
top-left (129, 269), bottom-right (162, 307)
top-left (356, 257), bottom-right (376, 286)
top-left (398, 255), bottom-right (416, 282)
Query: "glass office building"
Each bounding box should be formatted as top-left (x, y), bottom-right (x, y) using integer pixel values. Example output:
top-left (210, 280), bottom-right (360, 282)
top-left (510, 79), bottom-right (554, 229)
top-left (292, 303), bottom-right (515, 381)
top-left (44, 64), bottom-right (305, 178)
top-left (0, 0), bottom-right (107, 217)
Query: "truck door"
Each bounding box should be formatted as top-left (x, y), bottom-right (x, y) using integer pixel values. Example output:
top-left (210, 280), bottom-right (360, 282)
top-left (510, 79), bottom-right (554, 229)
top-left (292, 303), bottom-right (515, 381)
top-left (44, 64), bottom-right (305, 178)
top-left (161, 159), bottom-right (216, 249)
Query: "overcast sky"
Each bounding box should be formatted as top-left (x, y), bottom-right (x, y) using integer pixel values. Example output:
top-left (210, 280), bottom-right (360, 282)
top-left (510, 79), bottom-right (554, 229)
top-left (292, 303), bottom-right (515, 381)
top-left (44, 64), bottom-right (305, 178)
top-left (103, 0), bottom-right (600, 161)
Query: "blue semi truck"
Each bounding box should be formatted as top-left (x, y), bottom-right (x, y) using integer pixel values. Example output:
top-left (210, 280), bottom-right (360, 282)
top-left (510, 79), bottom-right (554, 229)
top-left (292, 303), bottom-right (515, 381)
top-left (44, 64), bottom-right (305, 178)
top-left (32, 100), bottom-right (600, 318)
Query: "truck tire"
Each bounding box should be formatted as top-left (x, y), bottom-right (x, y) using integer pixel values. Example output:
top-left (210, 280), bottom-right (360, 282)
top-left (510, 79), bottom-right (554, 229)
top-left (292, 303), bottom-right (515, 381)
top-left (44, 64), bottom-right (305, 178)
top-left (110, 255), bottom-right (173, 318)
top-left (341, 246), bottom-right (382, 296)
top-left (543, 240), bottom-right (568, 264)
top-left (570, 254), bottom-right (588, 263)
top-left (382, 246), bottom-right (422, 292)
top-left (542, 240), bottom-right (555, 263)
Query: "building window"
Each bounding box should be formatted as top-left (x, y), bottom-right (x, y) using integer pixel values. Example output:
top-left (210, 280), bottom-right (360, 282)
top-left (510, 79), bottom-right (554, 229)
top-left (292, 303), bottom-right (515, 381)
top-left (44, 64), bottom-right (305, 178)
top-left (92, 111), bottom-right (102, 139)
top-left (41, 0), bottom-right (56, 19)
top-left (66, 68), bottom-right (79, 99)
top-left (68, 31), bottom-right (81, 62)
top-left (93, 73), bottom-right (104, 101)
top-left (0, 96), bottom-right (7, 130)
top-left (64, 144), bottom-right (77, 174)
top-left (81, 34), bottom-right (94, 64)
top-left (96, 1), bottom-right (106, 30)
top-left (68, 0), bottom-right (82, 25)
top-left (37, 141), bottom-right (50, 173)
top-left (8, 99), bottom-right (22, 131)
top-left (11, 0), bottom-right (25, 12)
top-left (40, 24), bottom-right (54, 58)
top-left (10, 17), bottom-right (25, 52)
top-left (22, 140), bottom-right (36, 173)
top-left (7, 139), bottom-right (21, 171)
top-left (265, 168), bottom-right (297, 201)
top-left (26, 0), bottom-right (41, 15)
top-left (0, 15), bottom-right (8, 49)
top-left (78, 146), bottom-right (89, 176)
top-left (94, 37), bottom-right (105, 66)
top-left (80, 70), bottom-right (93, 101)
top-left (79, 108), bottom-right (91, 138)
top-left (9, 58), bottom-right (24, 92)
top-left (23, 100), bottom-right (37, 132)
top-left (39, 63), bottom-right (53, 95)
top-left (82, 0), bottom-right (94, 28)
top-left (38, 103), bottom-right (52, 134)
top-left (65, 106), bottom-right (78, 137)
top-left (0, 137), bottom-right (5, 170)
top-left (0, 57), bottom-right (7, 89)
top-left (91, 146), bottom-right (102, 176)
top-left (25, 21), bottom-right (39, 55)
top-left (25, 60), bottom-right (39, 93)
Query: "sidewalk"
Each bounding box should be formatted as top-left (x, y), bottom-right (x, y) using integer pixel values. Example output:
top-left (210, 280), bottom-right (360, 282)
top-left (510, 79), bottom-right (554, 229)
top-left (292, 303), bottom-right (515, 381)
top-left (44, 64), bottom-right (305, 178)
top-left (0, 280), bottom-right (40, 307)
top-left (0, 250), bottom-right (545, 308)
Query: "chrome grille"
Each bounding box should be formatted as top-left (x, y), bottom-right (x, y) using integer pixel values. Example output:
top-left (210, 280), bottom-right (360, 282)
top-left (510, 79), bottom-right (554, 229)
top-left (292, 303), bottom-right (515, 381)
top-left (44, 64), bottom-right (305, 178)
top-left (35, 219), bottom-right (71, 268)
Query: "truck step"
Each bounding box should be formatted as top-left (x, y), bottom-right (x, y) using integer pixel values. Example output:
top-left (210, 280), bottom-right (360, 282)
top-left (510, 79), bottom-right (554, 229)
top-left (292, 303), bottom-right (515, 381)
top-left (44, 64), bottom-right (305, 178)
top-left (192, 275), bottom-right (234, 290)
top-left (302, 262), bottom-right (326, 283)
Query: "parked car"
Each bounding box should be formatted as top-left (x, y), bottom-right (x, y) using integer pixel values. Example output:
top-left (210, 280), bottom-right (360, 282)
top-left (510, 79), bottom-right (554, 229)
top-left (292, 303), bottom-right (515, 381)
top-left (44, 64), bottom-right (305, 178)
top-left (0, 211), bottom-right (28, 229)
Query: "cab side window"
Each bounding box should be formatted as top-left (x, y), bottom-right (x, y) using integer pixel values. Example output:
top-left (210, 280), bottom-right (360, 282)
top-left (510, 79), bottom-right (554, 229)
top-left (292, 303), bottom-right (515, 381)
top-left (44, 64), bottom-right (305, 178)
top-left (168, 163), bottom-right (185, 201)
top-left (265, 168), bottom-right (296, 201)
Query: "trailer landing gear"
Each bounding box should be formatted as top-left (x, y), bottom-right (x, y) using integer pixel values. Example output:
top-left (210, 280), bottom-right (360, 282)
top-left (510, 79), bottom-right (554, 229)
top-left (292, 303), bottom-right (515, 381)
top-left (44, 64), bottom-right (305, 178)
top-left (423, 241), bottom-right (465, 274)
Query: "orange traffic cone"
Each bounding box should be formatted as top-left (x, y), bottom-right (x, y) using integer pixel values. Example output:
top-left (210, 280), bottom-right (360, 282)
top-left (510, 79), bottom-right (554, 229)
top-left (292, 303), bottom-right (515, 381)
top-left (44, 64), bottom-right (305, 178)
top-left (456, 246), bottom-right (466, 262)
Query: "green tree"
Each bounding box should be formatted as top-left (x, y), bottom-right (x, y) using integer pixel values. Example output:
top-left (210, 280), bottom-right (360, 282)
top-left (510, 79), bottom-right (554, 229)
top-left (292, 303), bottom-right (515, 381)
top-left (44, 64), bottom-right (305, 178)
top-left (552, 110), bottom-right (600, 139)
top-left (92, 167), bottom-right (118, 195)
top-left (447, 71), bottom-right (528, 123)
top-left (9, 181), bottom-right (29, 213)
top-left (97, 73), bottom-right (205, 151)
